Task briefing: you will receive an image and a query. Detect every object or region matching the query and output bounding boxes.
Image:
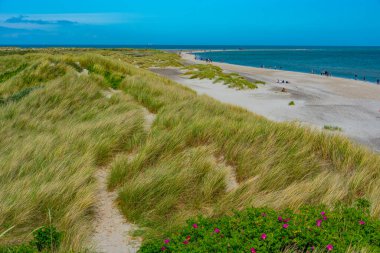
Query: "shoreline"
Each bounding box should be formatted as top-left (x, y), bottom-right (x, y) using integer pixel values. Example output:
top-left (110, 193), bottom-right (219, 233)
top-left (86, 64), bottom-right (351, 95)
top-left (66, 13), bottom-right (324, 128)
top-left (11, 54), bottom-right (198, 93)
top-left (152, 52), bottom-right (380, 151)
top-left (182, 51), bottom-right (380, 85)
top-left (181, 52), bottom-right (380, 100)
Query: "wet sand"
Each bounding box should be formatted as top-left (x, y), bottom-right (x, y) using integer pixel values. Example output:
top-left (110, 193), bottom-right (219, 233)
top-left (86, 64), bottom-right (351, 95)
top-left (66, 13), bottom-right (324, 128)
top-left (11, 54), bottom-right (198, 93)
top-left (150, 53), bottom-right (380, 152)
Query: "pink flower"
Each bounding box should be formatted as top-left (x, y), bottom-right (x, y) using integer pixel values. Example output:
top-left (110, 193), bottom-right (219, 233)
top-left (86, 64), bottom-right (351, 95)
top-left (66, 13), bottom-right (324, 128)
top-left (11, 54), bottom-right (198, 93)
top-left (164, 239), bottom-right (170, 244)
top-left (284, 218), bottom-right (290, 223)
top-left (261, 233), bottom-right (267, 240)
top-left (250, 248), bottom-right (257, 253)
top-left (183, 240), bottom-right (189, 245)
top-left (316, 219), bottom-right (322, 227)
top-left (283, 223), bottom-right (289, 229)
top-left (321, 211), bottom-right (326, 216)
top-left (323, 216), bottom-right (328, 221)
top-left (186, 236), bottom-right (191, 241)
top-left (278, 216), bottom-right (283, 222)
top-left (262, 213), bottom-right (267, 217)
top-left (214, 228), bottom-right (220, 234)
top-left (359, 220), bottom-right (365, 225)
top-left (310, 246), bottom-right (315, 251)
top-left (161, 246), bottom-right (166, 251)
top-left (192, 223), bottom-right (198, 228)
top-left (326, 244), bottom-right (333, 251)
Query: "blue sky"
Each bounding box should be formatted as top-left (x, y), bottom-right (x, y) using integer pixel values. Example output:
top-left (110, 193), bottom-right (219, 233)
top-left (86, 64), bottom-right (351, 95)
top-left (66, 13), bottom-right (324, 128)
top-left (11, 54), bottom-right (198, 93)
top-left (0, 0), bottom-right (379, 46)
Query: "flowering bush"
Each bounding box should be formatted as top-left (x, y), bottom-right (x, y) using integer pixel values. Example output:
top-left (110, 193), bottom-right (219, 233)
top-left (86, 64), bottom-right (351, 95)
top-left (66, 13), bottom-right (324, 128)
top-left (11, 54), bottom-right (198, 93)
top-left (139, 200), bottom-right (379, 252)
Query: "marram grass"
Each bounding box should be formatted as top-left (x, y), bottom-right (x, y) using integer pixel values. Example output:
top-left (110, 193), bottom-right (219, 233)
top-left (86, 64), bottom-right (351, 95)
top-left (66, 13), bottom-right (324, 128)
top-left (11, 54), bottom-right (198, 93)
top-left (183, 64), bottom-right (265, 89)
top-left (0, 48), bottom-right (379, 252)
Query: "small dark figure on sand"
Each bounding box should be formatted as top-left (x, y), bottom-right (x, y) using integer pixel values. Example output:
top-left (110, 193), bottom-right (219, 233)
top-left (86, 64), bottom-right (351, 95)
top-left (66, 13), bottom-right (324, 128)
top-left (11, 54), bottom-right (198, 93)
top-left (355, 74), bottom-right (358, 80)
top-left (377, 79), bottom-right (380, 85)
top-left (363, 76), bottom-right (366, 81)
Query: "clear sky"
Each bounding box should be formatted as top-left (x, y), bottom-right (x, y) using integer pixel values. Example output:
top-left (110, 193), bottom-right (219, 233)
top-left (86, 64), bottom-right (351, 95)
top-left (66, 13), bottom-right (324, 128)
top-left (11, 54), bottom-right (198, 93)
top-left (0, 0), bottom-right (379, 46)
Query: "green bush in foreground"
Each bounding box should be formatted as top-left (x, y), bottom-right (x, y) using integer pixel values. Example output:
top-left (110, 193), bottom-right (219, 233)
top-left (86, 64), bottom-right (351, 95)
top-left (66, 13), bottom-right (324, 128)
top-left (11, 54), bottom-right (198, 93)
top-left (140, 201), bottom-right (379, 253)
top-left (0, 225), bottom-right (62, 253)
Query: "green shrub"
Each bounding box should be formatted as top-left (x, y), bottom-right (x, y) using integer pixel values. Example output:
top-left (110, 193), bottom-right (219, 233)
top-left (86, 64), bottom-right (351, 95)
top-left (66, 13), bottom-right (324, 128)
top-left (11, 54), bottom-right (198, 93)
top-left (140, 201), bottom-right (380, 253)
top-left (289, 101), bottom-right (295, 106)
top-left (30, 226), bottom-right (62, 252)
top-left (0, 226), bottom-right (62, 253)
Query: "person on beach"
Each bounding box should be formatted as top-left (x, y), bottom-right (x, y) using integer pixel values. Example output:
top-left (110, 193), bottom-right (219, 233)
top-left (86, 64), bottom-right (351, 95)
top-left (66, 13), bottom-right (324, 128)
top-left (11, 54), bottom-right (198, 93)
top-left (363, 76), bottom-right (366, 81)
top-left (377, 79), bottom-right (380, 84)
top-left (355, 74), bottom-right (358, 80)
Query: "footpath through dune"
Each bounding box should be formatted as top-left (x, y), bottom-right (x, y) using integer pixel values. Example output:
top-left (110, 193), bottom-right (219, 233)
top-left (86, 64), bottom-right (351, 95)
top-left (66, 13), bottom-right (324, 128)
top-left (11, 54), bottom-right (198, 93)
top-left (91, 92), bottom-right (156, 253)
top-left (91, 169), bottom-right (141, 253)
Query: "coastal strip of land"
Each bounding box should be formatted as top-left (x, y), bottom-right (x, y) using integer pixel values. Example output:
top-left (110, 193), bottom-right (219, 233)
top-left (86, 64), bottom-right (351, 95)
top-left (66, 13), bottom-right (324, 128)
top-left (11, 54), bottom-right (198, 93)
top-left (153, 52), bottom-right (380, 151)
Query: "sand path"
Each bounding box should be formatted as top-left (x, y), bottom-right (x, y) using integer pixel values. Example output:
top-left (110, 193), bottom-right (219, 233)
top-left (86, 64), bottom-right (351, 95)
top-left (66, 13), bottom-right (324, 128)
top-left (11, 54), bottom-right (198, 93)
top-left (151, 53), bottom-right (380, 152)
top-left (91, 169), bottom-right (141, 253)
top-left (91, 92), bottom-right (156, 253)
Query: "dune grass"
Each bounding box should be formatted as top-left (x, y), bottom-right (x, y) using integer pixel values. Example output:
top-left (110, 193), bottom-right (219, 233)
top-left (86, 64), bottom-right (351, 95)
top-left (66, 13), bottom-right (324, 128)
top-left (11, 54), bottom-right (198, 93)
top-left (109, 65), bottom-right (380, 241)
top-left (0, 63), bottom-right (28, 83)
top-left (0, 48), bottom-right (379, 252)
top-left (324, 125), bottom-right (343, 132)
top-left (183, 64), bottom-right (265, 89)
top-left (0, 52), bottom-right (147, 251)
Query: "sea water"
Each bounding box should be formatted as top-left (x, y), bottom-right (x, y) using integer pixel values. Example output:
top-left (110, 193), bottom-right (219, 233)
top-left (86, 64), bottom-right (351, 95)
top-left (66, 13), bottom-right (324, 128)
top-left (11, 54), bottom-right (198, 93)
top-left (193, 47), bottom-right (380, 83)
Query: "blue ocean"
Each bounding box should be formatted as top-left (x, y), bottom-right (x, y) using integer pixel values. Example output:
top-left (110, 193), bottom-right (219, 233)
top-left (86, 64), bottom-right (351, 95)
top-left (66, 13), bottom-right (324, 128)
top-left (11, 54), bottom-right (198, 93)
top-left (193, 47), bottom-right (380, 83)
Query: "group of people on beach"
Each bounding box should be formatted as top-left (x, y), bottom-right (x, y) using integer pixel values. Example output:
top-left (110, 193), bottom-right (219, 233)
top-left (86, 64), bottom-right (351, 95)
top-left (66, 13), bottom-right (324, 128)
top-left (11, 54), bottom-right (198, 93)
top-left (316, 70), bottom-right (380, 84)
top-left (277, 79), bottom-right (290, 84)
top-left (320, 70), bottom-right (331, 77)
top-left (354, 74), bottom-right (380, 84)
top-left (195, 56), bottom-right (213, 63)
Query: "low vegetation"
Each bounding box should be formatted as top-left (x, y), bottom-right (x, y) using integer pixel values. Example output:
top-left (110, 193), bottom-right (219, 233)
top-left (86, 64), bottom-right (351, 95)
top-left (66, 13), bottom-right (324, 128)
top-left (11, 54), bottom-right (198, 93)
top-left (0, 225), bottom-right (62, 253)
top-left (183, 64), bottom-right (265, 89)
top-left (289, 101), bottom-right (295, 106)
top-left (0, 48), bottom-right (379, 252)
top-left (324, 125), bottom-right (343, 132)
top-left (96, 48), bottom-right (183, 69)
top-left (140, 200), bottom-right (380, 253)
top-left (0, 63), bottom-right (28, 83)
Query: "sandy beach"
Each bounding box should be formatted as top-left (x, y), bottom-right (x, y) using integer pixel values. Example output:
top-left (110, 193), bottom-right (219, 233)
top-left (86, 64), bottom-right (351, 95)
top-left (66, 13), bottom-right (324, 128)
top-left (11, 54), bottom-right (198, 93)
top-left (151, 52), bottom-right (380, 152)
